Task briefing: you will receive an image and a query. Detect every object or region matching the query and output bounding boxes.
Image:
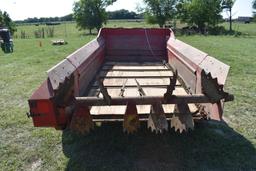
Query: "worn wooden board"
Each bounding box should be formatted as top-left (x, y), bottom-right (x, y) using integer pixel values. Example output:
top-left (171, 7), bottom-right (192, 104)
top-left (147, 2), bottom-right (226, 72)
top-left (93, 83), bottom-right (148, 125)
top-left (88, 62), bottom-right (197, 116)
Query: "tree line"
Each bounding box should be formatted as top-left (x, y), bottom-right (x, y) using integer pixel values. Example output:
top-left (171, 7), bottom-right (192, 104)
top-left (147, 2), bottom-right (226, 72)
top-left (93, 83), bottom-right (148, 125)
top-left (15, 14), bottom-right (74, 24)
top-left (1, 0), bottom-right (256, 36)
top-left (14, 10), bottom-right (143, 24)
top-left (108, 9), bottom-right (143, 20)
top-left (74, 0), bottom-right (256, 34)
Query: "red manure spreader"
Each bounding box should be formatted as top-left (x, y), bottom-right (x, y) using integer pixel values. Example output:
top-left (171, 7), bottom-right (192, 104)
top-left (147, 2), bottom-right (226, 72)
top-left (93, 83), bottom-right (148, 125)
top-left (28, 28), bottom-right (234, 134)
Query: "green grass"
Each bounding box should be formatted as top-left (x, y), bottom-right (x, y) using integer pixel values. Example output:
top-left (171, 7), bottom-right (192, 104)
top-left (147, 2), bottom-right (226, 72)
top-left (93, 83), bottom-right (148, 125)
top-left (221, 22), bottom-right (256, 36)
top-left (14, 20), bottom-right (158, 39)
top-left (0, 20), bottom-right (256, 170)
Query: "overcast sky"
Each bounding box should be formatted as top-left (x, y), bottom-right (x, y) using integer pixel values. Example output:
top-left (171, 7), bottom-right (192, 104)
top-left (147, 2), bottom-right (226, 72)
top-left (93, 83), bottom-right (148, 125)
top-left (0, 0), bottom-right (254, 20)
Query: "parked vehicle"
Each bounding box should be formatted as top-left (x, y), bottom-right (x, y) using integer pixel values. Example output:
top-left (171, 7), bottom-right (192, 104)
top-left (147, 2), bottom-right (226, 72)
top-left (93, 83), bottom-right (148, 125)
top-left (0, 28), bottom-right (13, 53)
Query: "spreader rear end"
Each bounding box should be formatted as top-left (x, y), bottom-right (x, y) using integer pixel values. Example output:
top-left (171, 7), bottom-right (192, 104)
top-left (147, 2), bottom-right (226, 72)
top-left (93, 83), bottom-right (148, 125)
top-left (28, 28), bottom-right (233, 134)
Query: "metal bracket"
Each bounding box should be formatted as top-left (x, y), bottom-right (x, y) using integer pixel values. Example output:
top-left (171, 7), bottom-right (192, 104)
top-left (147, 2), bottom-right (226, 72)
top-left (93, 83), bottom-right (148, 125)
top-left (97, 77), bottom-right (112, 105)
top-left (135, 79), bottom-right (146, 96)
top-left (119, 79), bottom-right (128, 97)
top-left (26, 112), bottom-right (44, 118)
top-left (164, 70), bottom-right (178, 101)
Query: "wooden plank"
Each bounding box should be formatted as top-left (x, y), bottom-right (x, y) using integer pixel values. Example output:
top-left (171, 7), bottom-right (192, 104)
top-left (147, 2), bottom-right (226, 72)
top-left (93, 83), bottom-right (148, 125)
top-left (92, 78), bottom-right (180, 87)
top-left (102, 65), bottom-right (167, 70)
top-left (101, 68), bottom-right (171, 72)
top-left (99, 70), bottom-right (173, 77)
top-left (104, 61), bottom-right (164, 66)
top-left (99, 76), bottom-right (173, 79)
top-left (91, 84), bottom-right (182, 89)
top-left (105, 56), bottom-right (165, 62)
top-left (87, 61), bottom-right (198, 115)
top-left (90, 63), bottom-right (129, 115)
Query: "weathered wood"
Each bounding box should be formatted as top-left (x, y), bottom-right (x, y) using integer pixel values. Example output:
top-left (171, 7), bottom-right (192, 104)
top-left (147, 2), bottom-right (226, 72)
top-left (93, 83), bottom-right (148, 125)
top-left (99, 76), bottom-right (173, 79)
top-left (101, 68), bottom-right (172, 72)
top-left (91, 84), bottom-right (182, 89)
top-left (100, 70), bottom-right (173, 77)
top-left (87, 61), bottom-right (199, 116)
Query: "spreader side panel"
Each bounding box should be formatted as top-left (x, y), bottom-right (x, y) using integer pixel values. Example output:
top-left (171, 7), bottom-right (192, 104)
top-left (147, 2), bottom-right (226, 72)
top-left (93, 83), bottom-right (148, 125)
top-left (167, 38), bottom-right (230, 88)
top-left (167, 37), bottom-right (231, 121)
top-left (28, 37), bottom-right (106, 129)
top-left (47, 37), bottom-right (105, 94)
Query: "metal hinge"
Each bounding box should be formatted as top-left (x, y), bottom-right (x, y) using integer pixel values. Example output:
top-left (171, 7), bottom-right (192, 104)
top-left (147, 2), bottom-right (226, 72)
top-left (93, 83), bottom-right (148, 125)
top-left (26, 112), bottom-right (44, 118)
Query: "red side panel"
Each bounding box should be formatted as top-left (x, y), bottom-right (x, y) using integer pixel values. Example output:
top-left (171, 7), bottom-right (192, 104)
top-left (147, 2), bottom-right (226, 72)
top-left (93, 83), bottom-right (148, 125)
top-left (29, 37), bottom-right (106, 129)
top-left (29, 100), bottom-right (57, 127)
top-left (28, 80), bottom-right (57, 127)
top-left (167, 38), bottom-right (230, 121)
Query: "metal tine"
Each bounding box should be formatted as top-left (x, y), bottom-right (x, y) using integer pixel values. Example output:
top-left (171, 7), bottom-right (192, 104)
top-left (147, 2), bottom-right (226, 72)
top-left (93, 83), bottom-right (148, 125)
top-left (134, 79), bottom-right (168, 133)
top-left (119, 79), bottom-right (128, 97)
top-left (148, 102), bottom-right (169, 134)
top-left (171, 103), bottom-right (194, 133)
top-left (164, 70), bottom-right (178, 101)
top-left (118, 79), bottom-right (140, 134)
top-left (70, 105), bottom-right (94, 135)
top-left (135, 79), bottom-right (146, 96)
top-left (97, 77), bottom-right (112, 105)
top-left (123, 102), bottom-right (140, 134)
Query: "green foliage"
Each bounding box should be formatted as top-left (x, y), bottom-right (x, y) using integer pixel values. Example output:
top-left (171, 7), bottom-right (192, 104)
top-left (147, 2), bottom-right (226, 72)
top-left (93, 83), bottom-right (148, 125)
top-left (143, 0), bottom-right (177, 28)
top-left (222, 0), bottom-right (235, 8)
top-left (177, 0), bottom-right (222, 33)
top-left (0, 10), bottom-right (16, 35)
top-left (253, 0), bottom-right (256, 18)
top-left (221, 0), bottom-right (236, 31)
top-left (73, 0), bottom-right (116, 34)
top-left (107, 9), bottom-right (141, 19)
top-left (15, 14), bottom-right (74, 25)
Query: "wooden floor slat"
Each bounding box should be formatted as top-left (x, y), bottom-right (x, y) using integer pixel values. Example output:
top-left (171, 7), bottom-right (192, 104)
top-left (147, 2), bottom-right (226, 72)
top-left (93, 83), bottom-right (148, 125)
top-left (86, 61), bottom-right (198, 115)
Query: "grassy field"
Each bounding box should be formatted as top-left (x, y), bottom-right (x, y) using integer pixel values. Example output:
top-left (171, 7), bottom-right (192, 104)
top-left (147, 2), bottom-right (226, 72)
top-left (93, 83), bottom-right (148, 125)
top-left (13, 20), bottom-right (159, 39)
top-left (0, 20), bottom-right (256, 170)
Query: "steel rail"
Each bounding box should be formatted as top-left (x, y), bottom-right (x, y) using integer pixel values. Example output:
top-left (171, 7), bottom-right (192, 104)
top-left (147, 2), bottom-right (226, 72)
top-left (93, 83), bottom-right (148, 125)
top-left (76, 95), bottom-right (210, 106)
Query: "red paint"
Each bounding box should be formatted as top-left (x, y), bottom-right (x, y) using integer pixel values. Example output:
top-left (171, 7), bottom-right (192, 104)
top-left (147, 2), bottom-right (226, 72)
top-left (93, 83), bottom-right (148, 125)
top-left (28, 28), bottom-right (229, 129)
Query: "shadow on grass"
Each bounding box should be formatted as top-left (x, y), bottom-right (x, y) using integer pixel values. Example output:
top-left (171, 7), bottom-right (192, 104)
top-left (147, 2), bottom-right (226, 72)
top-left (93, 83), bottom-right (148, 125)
top-left (62, 122), bottom-right (256, 170)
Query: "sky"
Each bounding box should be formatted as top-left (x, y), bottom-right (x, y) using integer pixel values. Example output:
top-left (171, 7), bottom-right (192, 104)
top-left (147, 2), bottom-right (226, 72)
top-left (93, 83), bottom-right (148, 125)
top-left (0, 0), bottom-right (254, 21)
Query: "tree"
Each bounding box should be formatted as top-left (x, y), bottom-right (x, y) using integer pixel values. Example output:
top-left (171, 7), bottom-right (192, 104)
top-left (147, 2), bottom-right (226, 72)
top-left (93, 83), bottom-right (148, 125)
top-left (253, 0), bottom-right (256, 14)
top-left (108, 9), bottom-right (139, 19)
top-left (143, 0), bottom-right (177, 28)
top-left (61, 14), bottom-right (73, 21)
top-left (177, 0), bottom-right (222, 33)
top-left (0, 10), bottom-right (16, 35)
top-left (73, 0), bottom-right (116, 34)
top-left (222, 0), bottom-right (236, 32)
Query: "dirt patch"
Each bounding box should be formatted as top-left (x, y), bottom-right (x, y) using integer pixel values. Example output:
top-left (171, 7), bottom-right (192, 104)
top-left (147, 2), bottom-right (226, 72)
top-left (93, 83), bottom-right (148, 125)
top-left (31, 159), bottom-right (42, 171)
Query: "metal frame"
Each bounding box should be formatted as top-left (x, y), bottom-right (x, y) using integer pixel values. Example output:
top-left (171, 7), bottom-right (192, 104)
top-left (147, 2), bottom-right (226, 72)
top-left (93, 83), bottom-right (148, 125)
top-left (28, 28), bottom-right (234, 133)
